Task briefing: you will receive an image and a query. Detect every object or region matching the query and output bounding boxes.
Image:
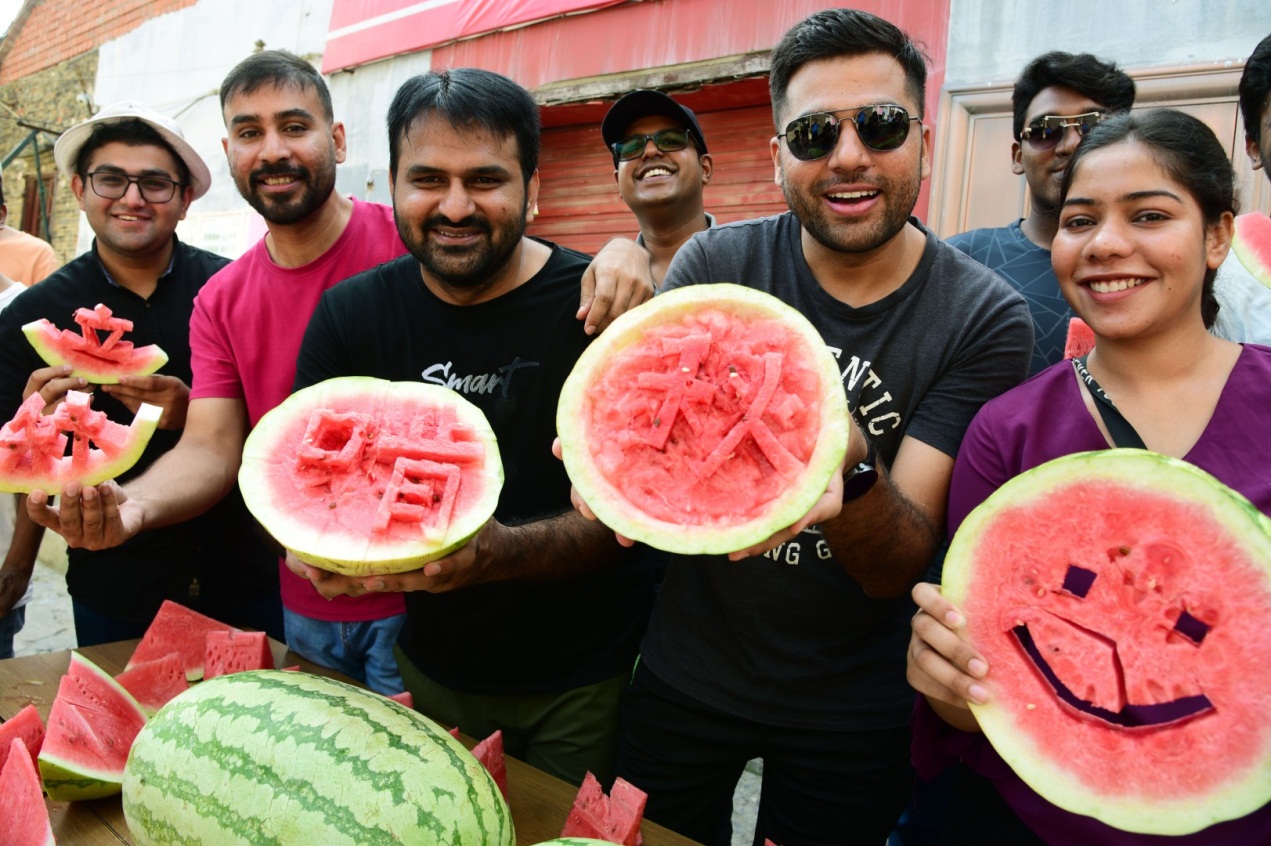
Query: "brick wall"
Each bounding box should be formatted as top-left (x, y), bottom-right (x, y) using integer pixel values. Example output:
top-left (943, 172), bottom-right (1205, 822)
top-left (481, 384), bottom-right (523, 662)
top-left (1, 0), bottom-right (199, 84)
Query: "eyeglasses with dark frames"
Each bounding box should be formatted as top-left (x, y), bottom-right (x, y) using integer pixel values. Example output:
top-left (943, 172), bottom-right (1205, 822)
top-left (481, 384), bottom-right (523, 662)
top-left (86, 170), bottom-right (185, 204)
top-left (778, 104), bottom-right (920, 161)
top-left (611, 128), bottom-right (694, 163)
top-left (1020, 111), bottom-right (1108, 150)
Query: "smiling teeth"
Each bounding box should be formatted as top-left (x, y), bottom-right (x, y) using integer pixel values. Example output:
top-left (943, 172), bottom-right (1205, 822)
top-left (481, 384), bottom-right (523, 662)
top-left (829, 190), bottom-right (877, 200)
top-left (262, 177), bottom-right (293, 185)
top-left (642, 168), bottom-right (671, 178)
top-left (1089, 278), bottom-right (1146, 294)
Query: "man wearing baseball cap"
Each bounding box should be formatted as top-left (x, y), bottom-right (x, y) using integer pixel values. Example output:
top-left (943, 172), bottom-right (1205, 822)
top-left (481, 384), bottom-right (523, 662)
top-left (0, 102), bottom-right (281, 648)
top-left (602, 89), bottom-right (714, 287)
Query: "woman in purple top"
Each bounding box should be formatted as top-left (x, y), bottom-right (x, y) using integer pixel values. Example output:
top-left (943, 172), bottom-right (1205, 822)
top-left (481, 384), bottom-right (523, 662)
top-left (906, 109), bottom-right (1271, 844)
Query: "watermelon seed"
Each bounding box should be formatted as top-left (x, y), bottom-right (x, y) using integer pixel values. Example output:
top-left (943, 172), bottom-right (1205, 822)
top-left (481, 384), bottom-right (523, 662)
top-left (653, 418), bottom-right (661, 427)
top-left (1119, 546), bottom-right (1132, 556)
top-left (328, 502), bottom-right (337, 509)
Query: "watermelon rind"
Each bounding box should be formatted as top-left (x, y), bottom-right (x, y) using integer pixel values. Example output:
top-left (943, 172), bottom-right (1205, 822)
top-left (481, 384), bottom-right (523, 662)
top-left (557, 283), bottom-right (851, 555)
top-left (239, 377), bottom-right (504, 576)
top-left (1231, 212), bottom-right (1271, 289)
top-left (122, 670), bottom-right (514, 846)
top-left (22, 318), bottom-right (169, 384)
top-left (943, 449), bottom-right (1271, 835)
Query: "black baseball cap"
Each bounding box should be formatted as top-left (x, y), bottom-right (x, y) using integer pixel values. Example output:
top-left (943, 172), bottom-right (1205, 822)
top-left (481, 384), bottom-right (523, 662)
top-left (601, 89), bottom-right (709, 156)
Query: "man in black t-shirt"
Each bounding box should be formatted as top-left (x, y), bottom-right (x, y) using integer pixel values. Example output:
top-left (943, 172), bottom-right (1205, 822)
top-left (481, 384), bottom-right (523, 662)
top-left (287, 68), bottom-right (653, 785)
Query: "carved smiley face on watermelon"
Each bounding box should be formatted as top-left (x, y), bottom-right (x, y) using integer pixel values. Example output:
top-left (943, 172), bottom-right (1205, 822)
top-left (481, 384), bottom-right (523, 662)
top-left (943, 450), bottom-right (1271, 836)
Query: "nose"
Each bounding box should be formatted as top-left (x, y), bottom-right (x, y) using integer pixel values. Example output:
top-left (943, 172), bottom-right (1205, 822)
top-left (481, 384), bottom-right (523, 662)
top-left (824, 120), bottom-right (872, 172)
top-left (438, 179), bottom-right (475, 221)
top-left (639, 137), bottom-right (662, 159)
top-left (260, 129), bottom-right (291, 162)
top-left (1054, 124), bottom-right (1086, 157)
top-left (1085, 218), bottom-right (1132, 260)
top-left (119, 179), bottom-right (147, 207)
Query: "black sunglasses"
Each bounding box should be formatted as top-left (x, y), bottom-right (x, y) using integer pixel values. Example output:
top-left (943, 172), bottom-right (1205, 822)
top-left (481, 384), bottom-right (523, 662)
top-left (611, 128), bottom-right (693, 163)
top-left (778, 104), bottom-right (920, 161)
top-left (1020, 111), bottom-right (1107, 150)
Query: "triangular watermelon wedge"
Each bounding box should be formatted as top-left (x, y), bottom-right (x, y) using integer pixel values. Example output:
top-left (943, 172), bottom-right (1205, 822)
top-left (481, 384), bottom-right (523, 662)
top-left (1063, 317), bottom-right (1095, 359)
top-left (0, 703), bottom-right (45, 773)
top-left (39, 651), bottom-right (148, 801)
top-left (0, 737), bottom-right (55, 846)
top-left (560, 771), bottom-right (648, 845)
top-left (204, 629), bottom-right (274, 679)
top-left (114, 651), bottom-right (189, 714)
top-left (471, 729), bottom-right (509, 802)
top-left (128, 600), bottom-right (239, 680)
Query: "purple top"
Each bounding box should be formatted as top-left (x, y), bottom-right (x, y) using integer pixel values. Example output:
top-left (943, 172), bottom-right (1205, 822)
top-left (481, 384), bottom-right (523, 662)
top-left (915, 344), bottom-right (1271, 845)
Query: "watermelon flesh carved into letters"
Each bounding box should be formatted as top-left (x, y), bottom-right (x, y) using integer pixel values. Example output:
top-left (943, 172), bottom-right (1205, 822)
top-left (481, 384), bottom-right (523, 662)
top-left (0, 737), bottom-right (55, 846)
top-left (943, 449), bottom-right (1271, 835)
top-left (238, 377), bottom-right (504, 576)
top-left (557, 283), bottom-right (850, 555)
top-left (23, 302), bottom-right (168, 383)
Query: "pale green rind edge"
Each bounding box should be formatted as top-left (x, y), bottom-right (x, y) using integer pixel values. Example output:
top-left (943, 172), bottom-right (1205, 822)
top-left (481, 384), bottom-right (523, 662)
top-left (238, 377), bottom-right (504, 576)
top-left (943, 448), bottom-right (1271, 835)
top-left (0, 401), bottom-right (162, 495)
top-left (22, 319), bottom-right (169, 384)
top-left (1231, 213), bottom-right (1271, 289)
top-left (557, 282), bottom-right (851, 555)
top-left (530, 840), bottom-right (619, 845)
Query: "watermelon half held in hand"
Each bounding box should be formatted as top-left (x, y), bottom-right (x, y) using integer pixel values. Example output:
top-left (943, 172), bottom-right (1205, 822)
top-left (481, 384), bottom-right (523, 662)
top-left (1231, 212), bottom-right (1271, 289)
top-left (24, 303), bottom-right (169, 383)
top-left (0, 389), bottom-right (161, 494)
top-left (238, 376), bottom-right (503, 576)
top-left (557, 283), bottom-right (850, 554)
top-left (943, 449), bottom-right (1271, 835)
top-left (0, 737), bottom-right (55, 846)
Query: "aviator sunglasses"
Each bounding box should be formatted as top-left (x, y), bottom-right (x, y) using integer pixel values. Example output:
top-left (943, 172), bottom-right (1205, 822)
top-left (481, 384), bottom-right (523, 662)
top-left (778, 104), bottom-right (920, 161)
top-left (611, 128), bottom-right (694, 163)
top-left (1020, 111), bottom-right (1107, 150)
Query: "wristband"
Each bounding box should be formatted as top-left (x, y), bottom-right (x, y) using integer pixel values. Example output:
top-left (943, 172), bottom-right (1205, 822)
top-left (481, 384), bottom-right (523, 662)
top-left (841, 436), bottom-right (879, 504)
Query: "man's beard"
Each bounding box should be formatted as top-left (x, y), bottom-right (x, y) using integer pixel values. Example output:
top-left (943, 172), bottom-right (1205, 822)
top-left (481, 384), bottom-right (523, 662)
top-left (781, 169), bottom-right (919, 256)
top-left (237, 158), bottom-right (336, 226)
top-left (397, 202), bottom-right (528, 298)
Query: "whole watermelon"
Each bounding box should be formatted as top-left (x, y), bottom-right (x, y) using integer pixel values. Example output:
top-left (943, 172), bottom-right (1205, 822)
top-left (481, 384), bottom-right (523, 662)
top-left (122, 670), bottom-right (514, 845)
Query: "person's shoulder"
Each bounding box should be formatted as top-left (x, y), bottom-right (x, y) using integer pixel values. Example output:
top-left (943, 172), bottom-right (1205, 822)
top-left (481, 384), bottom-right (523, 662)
top-left (930, 235), bottom-right (1026, 303)
top-left (974, 361), bottom-right (1073, 427)
top-left (325, 252), bottom-right (415, 299)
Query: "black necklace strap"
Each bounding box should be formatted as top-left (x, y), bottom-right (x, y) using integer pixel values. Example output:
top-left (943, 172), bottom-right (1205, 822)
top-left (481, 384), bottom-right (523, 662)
top-left (1072, 356), bottom-right (1147, 449)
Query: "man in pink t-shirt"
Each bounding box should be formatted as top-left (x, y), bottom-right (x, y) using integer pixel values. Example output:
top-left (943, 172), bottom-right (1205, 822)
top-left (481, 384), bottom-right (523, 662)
top-left (28, 51), bottom-right (655, 694)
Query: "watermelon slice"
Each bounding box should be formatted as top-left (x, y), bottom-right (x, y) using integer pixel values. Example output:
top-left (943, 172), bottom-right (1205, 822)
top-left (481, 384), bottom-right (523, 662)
top-left (114, 651), bottom-right (190, 714)
top-left (0, 389), bottom-right (161, 494)
top-left (1231, 212), bottom-right (1271, 289)
top-left (127, 599), bottom-right (240, 681)
top-left (204, 629), bottom-right (274, 679)
top-left (943, 449), bottom-right (1271, 835)
top-left (388, 690), bottom-right (414, 709)
top-left (23, 302), bottom-right (168, 383)
top-left (238, 377), bottom-right (504, 576)
top-left (0, 738), bottom-right (55, 846)
top-left (471, 728), bottom-right (509, 802)
top-left (560, 771), bottom-right (648, 846)
top-left (0, 704), bottom-right (45, 773)
top-left (39, 651), bottom-right (148, 801)
top-left (1063, 317), bottom-right (1095, 359)
top-left (557, 283), bottom-right (850, 555)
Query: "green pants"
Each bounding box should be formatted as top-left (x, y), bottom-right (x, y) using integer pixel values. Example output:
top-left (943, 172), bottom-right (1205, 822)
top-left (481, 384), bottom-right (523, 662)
top-left (394, 644), bottom-right (626, 785)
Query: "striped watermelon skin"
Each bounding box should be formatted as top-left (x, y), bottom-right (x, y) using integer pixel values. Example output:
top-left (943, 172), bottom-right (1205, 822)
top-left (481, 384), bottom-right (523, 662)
top-left (122, 671), bottom-right (514, 846)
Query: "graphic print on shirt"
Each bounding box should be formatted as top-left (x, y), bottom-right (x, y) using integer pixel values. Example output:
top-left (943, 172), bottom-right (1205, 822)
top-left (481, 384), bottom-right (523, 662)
top-left (421, 357), bottom-right (541, 398)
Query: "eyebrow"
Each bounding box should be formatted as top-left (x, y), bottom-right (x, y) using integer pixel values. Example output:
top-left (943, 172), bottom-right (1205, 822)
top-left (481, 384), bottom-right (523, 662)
top-left (90, 164), bottom-right (178, 179)
top-left (402, 164), bottom-right (513, 179)
top-left (1063, 189), bottom-right (1184, 207)
top-left (230, 108), bottom-right (315, 127)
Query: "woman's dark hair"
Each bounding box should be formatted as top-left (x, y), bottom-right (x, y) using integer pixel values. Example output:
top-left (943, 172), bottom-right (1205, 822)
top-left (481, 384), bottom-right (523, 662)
top-left (1059, 109), bottom-right (1237, 329)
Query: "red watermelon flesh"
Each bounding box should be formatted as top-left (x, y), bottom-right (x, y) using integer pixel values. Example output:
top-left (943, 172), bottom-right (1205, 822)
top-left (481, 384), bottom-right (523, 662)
top-left (127, 599), bottom-right (239, 680)
top-left (1231, 212), bottom-right (1271, 288)
top-left (0, 738), bottom-right (54, 846)
top-left (471, 729), bottom-right (509, 802)
top-left (1063, 317), bottom-right (1095, 359)
top-left (114, 651), bottom-right (189, 714)
top-left (22, 302), bottom-right (168, 383)
top-left (203, 629), bottom-right (274, 680)
top-left (944, 451), bottom-right (1271, 835)
top-left (560, 771), bottom-right (647, 846)
top-left (448, 725), bottom-right (461, 739)
top-left (0, 704), bottom-right (45, 773)
top-left (388, 690), bottom-right (414, 709)
top-left (38, 651), bottom-right (148, 801)
top-left (605, 777), bottom-right (648, 845)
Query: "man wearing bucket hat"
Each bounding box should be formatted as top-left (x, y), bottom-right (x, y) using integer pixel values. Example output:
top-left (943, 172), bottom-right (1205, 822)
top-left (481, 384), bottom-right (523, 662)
top-left (0, 101), bottom-right (281, 648)
top-left (601, 89), bottom-right (714, 287)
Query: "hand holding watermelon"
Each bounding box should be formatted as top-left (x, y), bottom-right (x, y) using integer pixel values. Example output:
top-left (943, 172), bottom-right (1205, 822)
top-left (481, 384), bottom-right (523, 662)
top-left (21, 363), bottom-right (88, 414)
top-left (102, 373), bottom-right (191, 430)
top-left (907, 581), bottom-right (990, 730)
top-left (27, 479), bottom-right (144, 551)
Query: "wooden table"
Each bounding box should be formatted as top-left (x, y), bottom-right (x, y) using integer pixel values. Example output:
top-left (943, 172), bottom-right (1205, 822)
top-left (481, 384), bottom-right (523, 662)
top-left (0, 640), bottom-right (700, 846)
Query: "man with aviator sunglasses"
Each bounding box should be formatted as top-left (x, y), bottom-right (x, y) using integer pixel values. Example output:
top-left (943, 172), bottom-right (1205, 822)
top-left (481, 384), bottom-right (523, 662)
top-left (601, 89), bottom-right (715, 287)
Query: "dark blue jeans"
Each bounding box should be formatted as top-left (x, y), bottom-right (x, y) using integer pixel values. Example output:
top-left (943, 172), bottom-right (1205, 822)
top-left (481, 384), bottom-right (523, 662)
top-left (0, 605), bottom-right (26, 659)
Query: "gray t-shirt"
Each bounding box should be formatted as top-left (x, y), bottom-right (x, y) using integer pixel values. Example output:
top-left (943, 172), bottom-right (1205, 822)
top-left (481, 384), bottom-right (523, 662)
top-left (643, 212), bottom-right (1032, 730)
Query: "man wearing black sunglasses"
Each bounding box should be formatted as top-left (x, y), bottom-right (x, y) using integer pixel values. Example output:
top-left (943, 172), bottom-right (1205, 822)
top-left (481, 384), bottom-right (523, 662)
top-left (948, 52), bottom-right (1134, 375)
top-left (601, 90), bottom-right (715, 287)
top-left (607, 9), bottom-right (1032, 846)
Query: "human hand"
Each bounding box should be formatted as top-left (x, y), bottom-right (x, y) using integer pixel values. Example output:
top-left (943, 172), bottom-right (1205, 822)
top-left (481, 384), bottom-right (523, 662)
top-left (907, 581), bottom-right (990, 712)
top-left (103, 374), bottom-right (190, 429)
top-left (725, 456), bottom-right (845, 561)
top-left (26, 480), bottom-right (144, 550)
top-left (551, 437), bottom-right (636, 548)
top-left (578, 238), bottom-right (654, 335)
top-left (23, 365), bottom-right (88, 412)
top-left (0, 564), bottom-right (32, 618)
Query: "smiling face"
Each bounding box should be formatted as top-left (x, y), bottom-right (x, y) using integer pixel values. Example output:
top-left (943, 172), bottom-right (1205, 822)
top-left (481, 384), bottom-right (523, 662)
top-left (1013, 85), bottom-right (1109, 218)
top-left (614, 114), bottom-right (711, 218)
top-left (390, 117), bottom-right (537, 303)
top-left (222, 82), bottom-right (345, 226)
top-left (769, 52), bottom-right (931, 258)
top-left (1051, 140), bottom-right (1231, 342)
top-left (72, 141), bottom-right (191, 263)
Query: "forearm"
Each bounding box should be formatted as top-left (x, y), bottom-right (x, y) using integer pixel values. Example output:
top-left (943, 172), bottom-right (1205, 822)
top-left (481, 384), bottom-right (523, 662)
top-left (124, 439), bottom-right (240, 530)
top-left (475, 509), bottom-right (629, 583)
top-left (0, 497), bottom-right (43, 615)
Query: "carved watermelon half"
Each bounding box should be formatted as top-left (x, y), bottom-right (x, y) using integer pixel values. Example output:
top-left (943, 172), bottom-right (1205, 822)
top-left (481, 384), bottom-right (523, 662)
top-left (943, 449), bottom-right (1271, 835)
top-left (23, 303), bottom-right (168, 383)
top-left (239, 377), bottom-right (503, 576)
top-left (0, 388), bottom-right (161, 494)
top-left (557, 283), bottom-right (850, 555)
top-left (1231, 212), bottom-right (1271, 289)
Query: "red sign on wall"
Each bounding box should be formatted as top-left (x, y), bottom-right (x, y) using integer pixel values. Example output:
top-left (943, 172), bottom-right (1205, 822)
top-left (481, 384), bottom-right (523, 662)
top-left (323, 0), bottom-right (625, 72)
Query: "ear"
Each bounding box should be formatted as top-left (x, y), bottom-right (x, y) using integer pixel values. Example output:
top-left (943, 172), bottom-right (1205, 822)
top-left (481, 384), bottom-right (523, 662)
top-left (332, 121), bottom-right (348, 165)
top-left (177, 184), bottom-right (194, 222)
top-left (71, 174), bottom-right (88, 211)
top-left (1011, 141), bottom-right (1025, 176)
top-left (1247, 135), bottom-right (1264, 171)
top-left (699, 153), bottom-right (714, 185)
top-left (1205, 211), bottom-right (1235, 271)
top-left (770, 136), bottom-right (783, 188)
top-left (525, 168), bottom-right (541, 224)
top-left (222, 136), bottom-right (230, 160)
top-left (918, 122), bottom-right (933, 182)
